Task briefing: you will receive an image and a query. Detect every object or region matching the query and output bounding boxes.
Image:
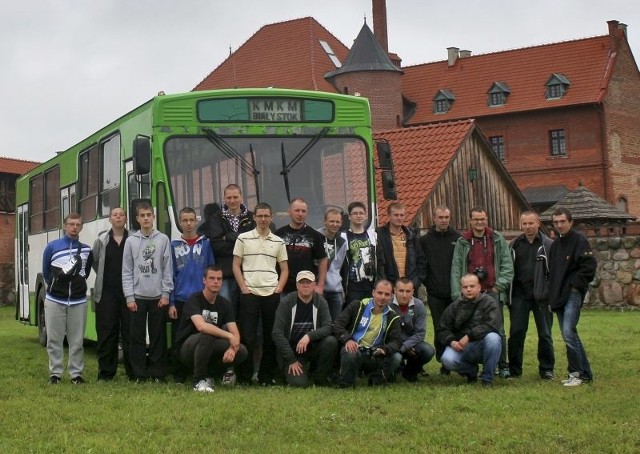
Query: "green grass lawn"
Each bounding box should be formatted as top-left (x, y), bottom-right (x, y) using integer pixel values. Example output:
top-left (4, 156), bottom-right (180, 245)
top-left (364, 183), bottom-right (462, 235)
top-left (0, 305), bottom-right (639, 453)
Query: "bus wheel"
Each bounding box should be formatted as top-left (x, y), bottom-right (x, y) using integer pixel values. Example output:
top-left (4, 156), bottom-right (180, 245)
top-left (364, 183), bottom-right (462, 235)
top-left (37, 289), bottom-right (47, 347)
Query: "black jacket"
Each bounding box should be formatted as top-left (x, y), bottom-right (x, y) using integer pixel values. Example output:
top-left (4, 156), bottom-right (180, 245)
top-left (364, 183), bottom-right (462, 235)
top-left (547, 229), bottom-right (597, 311)
top-left (438, 292), bottom-right (501, 346)
top-left (509, 231), bottom-right (553, 304)
top-left (376, 224), bottom-right (425, 289)
top-left (419, 225), bottom-right (460, 298)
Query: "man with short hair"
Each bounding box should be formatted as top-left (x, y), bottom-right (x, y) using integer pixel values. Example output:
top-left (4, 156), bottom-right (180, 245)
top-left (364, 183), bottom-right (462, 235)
top-left (548, 208), bottom-right (597, 387)
top-left (43, 213), bottom-right (93, 384)
top-left (92, 207), bottom-right (132, 381)
top-left (233, 202), bottom-right (288, 386)
top-left (450, 206), bottom-right (513, 378)
top-left (508, 211), bottom-right (555, 380)
top-left (419, 205), bottom-right (461, 363)
top-left (174, 266), bottom-right (248, 392)
top-left (202, 184), bottom-right (255, 312)
top-left (122, 202), bottom-right (173, 382)
top-left (170, 207), bottom-right (215, 382)
top-left (341, 201), bottom-right (377, 304)
top-left (272, 271), bottom-right (338, 387)
top-left (389, 278), bottom-right (435, 382)
top-left (276, 198), bottom-right (327, 295)
top-left (439, 274), bottom-right (502, 387)
top-left (318, 208), bottom-right (347, 320)
top-left (333, 280), bottom-right (401, 387)
top-left (376, 202), bottom-right (424, 291)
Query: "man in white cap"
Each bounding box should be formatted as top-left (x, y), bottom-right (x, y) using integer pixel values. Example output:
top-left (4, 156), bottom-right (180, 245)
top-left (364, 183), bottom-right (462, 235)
top-left (272, 271), bottom-right (337, 387)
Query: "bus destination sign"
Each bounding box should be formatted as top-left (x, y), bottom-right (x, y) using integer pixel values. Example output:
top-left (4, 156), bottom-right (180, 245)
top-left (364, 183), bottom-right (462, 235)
top-left (249, 99), bottom-right (301, 122)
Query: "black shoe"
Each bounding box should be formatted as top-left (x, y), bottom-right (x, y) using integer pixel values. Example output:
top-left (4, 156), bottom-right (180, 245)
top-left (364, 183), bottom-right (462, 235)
top-left (135, 377), bottom-right (148, 384)
top-left (151, 377), bottom-right (167, 384)
top-left (541, 371), bottom-right (555, 381)
top-left (402, 371), bottom-right (418, 382)
top-left (439, 366), bottom-right (450, 376)
top-left (259, 379), bottom-right (276, 387)
top-left (336, 381), bottom-right (355, 389)
top-left (481, 380), bottom-right (493, 388)
top-left (48, 375), bottom-right (61, 385)
top-left (97, 374), bottom-right (113, 382)
top-left (466, 374), bottom-right (478, 384)
top-left (70, 376), bottom-right (85, 385)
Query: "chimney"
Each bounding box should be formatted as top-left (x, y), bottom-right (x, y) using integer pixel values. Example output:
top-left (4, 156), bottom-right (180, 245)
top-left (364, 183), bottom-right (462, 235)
top-left (607, 20), bottom-right (620, 36)
top-left (447, 47), bottom-right (459, 66)
top-left (618, 22), bottom-right (628, 37)
top-left (372, 0), bottom-right (388, 52)
top-left (459, 49), bottom-right (472, 59)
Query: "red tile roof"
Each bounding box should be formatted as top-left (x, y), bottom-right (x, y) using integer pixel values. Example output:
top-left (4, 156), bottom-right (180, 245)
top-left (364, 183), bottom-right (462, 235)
top-left (374, 120), bottom-right (475, 224)
top-left (0, 157), bottom-right (39, 175)
top-left (402, 35), bottom-right (617, 124)
top-left (194, 17), bottom-right (348, 92)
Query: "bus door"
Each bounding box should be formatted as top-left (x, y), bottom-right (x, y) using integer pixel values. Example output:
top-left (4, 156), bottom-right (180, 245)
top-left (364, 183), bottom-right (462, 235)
top-left (16, 204), bottom-right (30, 321)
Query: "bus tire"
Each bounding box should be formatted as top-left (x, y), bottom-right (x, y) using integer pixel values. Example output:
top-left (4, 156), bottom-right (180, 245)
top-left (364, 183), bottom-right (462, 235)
top-left (37, 288), bottom-right (47, 347)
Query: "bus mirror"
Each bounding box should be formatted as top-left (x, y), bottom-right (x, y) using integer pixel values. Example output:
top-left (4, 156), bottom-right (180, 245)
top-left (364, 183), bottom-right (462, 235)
top-left (381, 170), bottom-right (397, 201)
top-left (376, 140), bottom-right (394, 170)
top-left (133, 136), bottom-right (151, 175)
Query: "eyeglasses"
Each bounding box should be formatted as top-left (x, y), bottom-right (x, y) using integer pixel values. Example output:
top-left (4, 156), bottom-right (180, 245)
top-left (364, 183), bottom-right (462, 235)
top-left (471, 218), bottom-right (486, 223)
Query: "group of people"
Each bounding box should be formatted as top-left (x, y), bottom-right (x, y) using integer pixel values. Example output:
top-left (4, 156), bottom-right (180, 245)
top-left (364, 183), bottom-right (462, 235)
top-left (42, 183), bottom-right (597, 391)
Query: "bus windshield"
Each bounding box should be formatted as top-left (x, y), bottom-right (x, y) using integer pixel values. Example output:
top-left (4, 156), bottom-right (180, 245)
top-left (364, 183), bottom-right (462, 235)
top-left (165, 135), bottom-right (369, 229)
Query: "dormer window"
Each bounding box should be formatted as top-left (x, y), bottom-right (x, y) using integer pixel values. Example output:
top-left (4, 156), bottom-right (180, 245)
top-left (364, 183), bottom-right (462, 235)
top-left (487, 82), bottom-right (511, 107)
top-left (433, 89), bottom-right (455, 114)
top-left (546, 73), bottom-right (571, 99)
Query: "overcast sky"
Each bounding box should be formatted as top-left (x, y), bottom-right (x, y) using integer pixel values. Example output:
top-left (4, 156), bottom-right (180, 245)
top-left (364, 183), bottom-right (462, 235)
top-left (2, 0), bottom-right (637, 163)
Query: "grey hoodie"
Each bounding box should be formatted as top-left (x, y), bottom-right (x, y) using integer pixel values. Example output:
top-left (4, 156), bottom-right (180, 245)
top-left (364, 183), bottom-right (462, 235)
top-left (122, 229), bottom-right (173, 301)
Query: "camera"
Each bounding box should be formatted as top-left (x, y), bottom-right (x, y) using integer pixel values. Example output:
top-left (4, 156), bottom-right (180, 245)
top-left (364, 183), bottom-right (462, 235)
top-left (474, 266), bottom-right (487, 281)
top-left (363, 262), bottom-right (375, 276)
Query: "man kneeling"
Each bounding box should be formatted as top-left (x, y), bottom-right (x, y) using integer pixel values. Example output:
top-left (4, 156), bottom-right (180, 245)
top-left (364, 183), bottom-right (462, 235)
top-left (272, 271), bottom-right (337, 387)
top-left (439, 274), bottom-right (502, 387)
top-left (174, 266), bottom-right (248, 392)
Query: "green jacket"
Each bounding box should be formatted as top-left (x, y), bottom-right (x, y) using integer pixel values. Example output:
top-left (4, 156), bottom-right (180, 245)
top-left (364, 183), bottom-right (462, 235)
top-left (450, 229), bottom-right (514, 301)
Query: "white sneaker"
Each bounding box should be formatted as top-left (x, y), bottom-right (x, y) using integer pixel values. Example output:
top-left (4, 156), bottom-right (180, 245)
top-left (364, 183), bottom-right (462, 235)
top-left (193, 379), bottom-right (215, 393)
top-left (221, 371), bottom-right (236, 386)
top-left (561, 373), bottom-right (580, 385)
top-left (563, 376), bottom-right (583, 387)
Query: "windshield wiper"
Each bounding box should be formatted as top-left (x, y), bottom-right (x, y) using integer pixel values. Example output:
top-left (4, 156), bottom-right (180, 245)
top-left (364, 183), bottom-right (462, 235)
top-left (280, 127), bottom-right (330, 203)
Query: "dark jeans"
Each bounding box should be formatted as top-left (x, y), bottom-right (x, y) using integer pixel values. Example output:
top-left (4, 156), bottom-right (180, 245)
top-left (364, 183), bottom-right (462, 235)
top-left (345, 281), bottom-right (374, 308)
top-left (338, 346), bottom-right (394, 386)
top-left (557, 291), bottom-right (593, 381)
top-left (426, 293), bottom-right (452, 361)
top-left (487, 291), bottom-right (508, 370)
top-left (179, 333), bottom-right (248, 381)
top-left (323, 292), bottom-right (344, 321)
top-left (281, 336), bottom-right (338, 387)
top-left (508, 293), bottom-right (554, 376)
top-left (96, 289), bottom-right (132, 379)
top-left (236, 292), bottom-right (280, 384)
top-left (390, 341), bottom-right (435, 377)
top-left (129, 298), bottom-right (168, 380)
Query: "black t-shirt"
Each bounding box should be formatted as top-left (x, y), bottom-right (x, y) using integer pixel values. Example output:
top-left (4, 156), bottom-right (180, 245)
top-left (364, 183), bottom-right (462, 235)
top-left (103, 230), bottom-right (128, 295)
top-left (289, 299), bottom-right (314, 348)
top-left (275, 224), bottom-right (327, 292)
top-left (174, 292), bottom-right (235, 348)
top-left (513, 236), bottom-right (541, 298)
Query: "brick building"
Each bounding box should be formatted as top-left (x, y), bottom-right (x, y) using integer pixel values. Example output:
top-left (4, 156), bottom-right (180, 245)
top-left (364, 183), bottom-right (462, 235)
top-left (194, 2), bottom-right (640, 219)
top-left (0, 157), bottom-right (39, 305)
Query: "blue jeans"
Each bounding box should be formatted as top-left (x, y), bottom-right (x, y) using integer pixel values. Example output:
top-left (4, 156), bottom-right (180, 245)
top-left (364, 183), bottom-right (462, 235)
top-left (323, 291), bottom-right (344, 321)
top-left (557, 291), bottom-right (592, 381)
top-left (390, 341), bottom-right (435, 377)
top-left (441, 332), bottom-right (502, 383)
top-left (219, 278), bottom-right (239, 315)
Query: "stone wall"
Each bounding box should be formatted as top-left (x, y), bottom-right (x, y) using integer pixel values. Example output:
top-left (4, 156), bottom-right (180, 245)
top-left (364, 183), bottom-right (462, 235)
top-left (587, 235), bottom-right (640, 308)
top-left (0, 263), bottom-right (14, 307)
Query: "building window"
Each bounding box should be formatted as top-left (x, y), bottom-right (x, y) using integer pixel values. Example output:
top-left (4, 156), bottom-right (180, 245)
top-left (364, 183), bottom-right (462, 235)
top-left (489, 136), bottom-right (505, 160)
top-left (433, 89), bottom-right (455, 114)
top-left (546, 73), bottom-right (571, 99)
top-left (549, 129), bottom-right (566, 156)
top-left (79, 144), bottom-right (99, 222)
top-left (487, 82), bottom-right (511, 107)
top-left (617, 196), bottom-right (628, 213)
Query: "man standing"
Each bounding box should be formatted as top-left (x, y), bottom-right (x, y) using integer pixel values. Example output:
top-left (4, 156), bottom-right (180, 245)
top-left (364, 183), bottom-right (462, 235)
top-left (440, 274), bottom-right (502, 387)
top-left (174, 266), bottom-right (248, 393)
top-left (450, 206), bottom-right (513, 378)
top-left (376, 202), bottom-right (424, 291)
top-left (233, 203), bottom-right (288, 386)
top-left (508, 211), bottom-right (555, 380)
top-left (42, 213), bottom-right (93, 384)
top-left (122, 202), bottom-right (173, 383)
top-left (333, 280), bottom-right (401, 387)
top-left (318, 208), bottom-right (347, 320)
top-left (389, 278), bottom-right (435, 382)
top-left (276, 198), bottom-right (327, 295)
top-left (548, 208), bottom-right (597, 387)
top-left (203, 184), bottom-right (255, 311)
top-left (272, 271), bottom-right (338, 387)
top-left (419, 205), bottom-right (460, 363)
top-left (92, 207), bottom-right (132, 381)
top-left (342, 201), bottom-right (377, 304)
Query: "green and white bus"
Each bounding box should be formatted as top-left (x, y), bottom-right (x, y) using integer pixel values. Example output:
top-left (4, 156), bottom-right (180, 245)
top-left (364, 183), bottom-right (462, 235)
top-left (15, 88), bottom-right (396, 345)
